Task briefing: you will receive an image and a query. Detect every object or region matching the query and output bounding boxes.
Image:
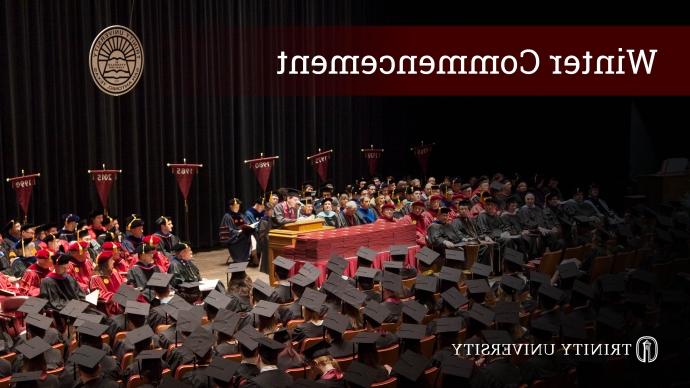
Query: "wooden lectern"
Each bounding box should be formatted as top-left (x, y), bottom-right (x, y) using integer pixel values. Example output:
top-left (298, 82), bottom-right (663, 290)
top-left (267, 219), bottom-right (334, 284)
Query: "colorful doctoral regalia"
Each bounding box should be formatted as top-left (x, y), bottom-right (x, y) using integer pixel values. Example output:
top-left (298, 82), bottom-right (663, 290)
top-left (220, 209), bottom-right (252, 263)
top-left (40, 272), bottom-right (85, 311)
top-left (167, 255), bottom-right (202, 289)
top-left (18, 263), bottom-right (51, 296)
top-left (127, 260), bottom-right (160, 290)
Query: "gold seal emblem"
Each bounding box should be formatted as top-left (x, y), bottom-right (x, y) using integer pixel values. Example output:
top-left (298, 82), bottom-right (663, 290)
top-left (74, 267), bottom-right (80, 273)
top-left (103, 278), bottom-right (109, 285)
top-left (89, 25), bottom-right (144, 96)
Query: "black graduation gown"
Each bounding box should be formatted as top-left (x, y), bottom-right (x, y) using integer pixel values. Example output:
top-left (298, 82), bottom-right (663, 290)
top-left (10, 256), bottom-right (35, 278)
top-left (58, 354), bottom-right (120, 388)
top-left (236, 362), bottom-right (260, 381)
top-left (481, 358), bottom-right (522, 388)
top-left (291, 322), bottom-right (325, 341)
top-left (274, 284), bottom-right (293, 304)
top-left (244, 369), bottom-right (294, 388)
top-left (127, 261), bottom-right (160, 290)
top-left (277, 350), bottom-right (305, 371)
top-left (39, 273), bottom-right (85, 311)
top-left (257, 216), bottom-right (272, 274)
top-left (154, 232), bottom-right (181, 258)
top-left (220, 212), bottom-right (252, 263)
top-left (213, 341), bottom-right (239, 358)
top-left (363, 290), bottom-right (382, 303)
top-left (14, 374), bottom-right (60, 388)
top-left (316, 378), bottom-right (347, 388)
top-left (167, 256), bottom-right (202, 289)
top-left (12, 347), bottom-right (63, 372)
top-left (375, 332), bottom-right (398, 349)
top-left (0, 359), bottom-right (10, 378)
top-left (14, 328), bottom-right (63, 348)
top-left (181, 367), bottom-right (212, 388)
top-left (328, 341), bottom-right (356, 358)
top-left (73, 376), bottom-right (119, 388)
top-left (278, 298), bottom-right (303, 324)
top-left (382, 300), bottom-right (402, 323)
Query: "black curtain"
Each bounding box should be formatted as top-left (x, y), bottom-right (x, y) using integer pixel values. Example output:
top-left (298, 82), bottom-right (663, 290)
top-left (0, 0), bottom-right (387, 247)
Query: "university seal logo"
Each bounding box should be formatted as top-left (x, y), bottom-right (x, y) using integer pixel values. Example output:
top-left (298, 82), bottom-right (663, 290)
top-left (89, 25), bottom-right (143, 96)
top-left (635, 336), bottom-right (658, 363)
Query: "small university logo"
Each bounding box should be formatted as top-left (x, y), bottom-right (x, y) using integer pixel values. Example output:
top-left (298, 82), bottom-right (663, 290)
top-left (89, 25), bottom-right (144, 96)
top-left (635, 336), bottom-right (658, 363)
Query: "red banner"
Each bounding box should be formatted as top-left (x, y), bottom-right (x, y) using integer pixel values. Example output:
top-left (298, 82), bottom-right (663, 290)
top-left (88, 169), bottom-right (120, 210)
top-left (307, 149), bottom-right (332, 182)
top-left (361, 148), bottom-right (384, 177)
top-left (168, 163), bottom-right (202, 201)
top-left (245, 156), bottom-right (278, 191)
top-left (6, 173), bottom-right (40, 218)
top-left (411, 143), bottom-right (434, 176)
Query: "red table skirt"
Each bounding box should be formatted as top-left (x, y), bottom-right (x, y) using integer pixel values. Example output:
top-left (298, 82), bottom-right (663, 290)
top-left (288, 245), bottom-right (420, 287)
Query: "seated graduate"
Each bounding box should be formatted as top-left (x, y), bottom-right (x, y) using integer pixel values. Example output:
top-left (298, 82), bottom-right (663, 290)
top-left (273, 328), bottom-right (305, 370)
top-left (389, 245), bottom-right (417, 279)
top-left (211, 309), bottom-right (241, 358)
top-left (10, 337), bottom-right (61, 388)
top-left (167, 242), bottom-right (202, 289)
top-left (323, 311), bottom-right (356, 359)
top-left (126, 243), bottom-right (160, 292)
top-left (113, 299), bottom-right (157, 361)
top-left (121, 325), bottom-right (159, 382)
top-left (58, 323), bottom-right (120, 386)
top-left (242, 334), bottom-right (294, 388)
top-left (339, 286), bottom-right (366, 331)
top-left (233, 327), bottom-right (261, 383)
top-left (362, 301), bottom-right (398, 349)
top-left (199, 357), bottom-right (241, 388)
top-left (129, 349), bottom-right (168, 387)
top-left (290, 288), bottom-right (328, 341)
top-left (391, 350), bottom-right (433, 388)
top-left (272, 256), bottom-right (295, 304)
top-left (89, 250), bottom-right (126, 316)
top-left (226, 262), bottom-right (252, 313)
top-left (18, 248), bottom-right (53, 297)
top-left (174, 327), bottom-right (216, 388)
top-left (39, 252), bottom-right (85, 312)
top-left (350, 332), bottom-right (391, 383)
top-left (355, 267), bottom-right (381, 303)
top-left (303, 341), bottom-right (347, 387)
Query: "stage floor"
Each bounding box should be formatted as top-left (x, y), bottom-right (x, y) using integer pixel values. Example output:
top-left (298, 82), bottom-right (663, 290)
top-left (194, 249), bottom-right (269, 285)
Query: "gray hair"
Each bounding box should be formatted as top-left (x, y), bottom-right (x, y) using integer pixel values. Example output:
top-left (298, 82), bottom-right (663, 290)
top-left (346, 201), bottom-right (358, 209)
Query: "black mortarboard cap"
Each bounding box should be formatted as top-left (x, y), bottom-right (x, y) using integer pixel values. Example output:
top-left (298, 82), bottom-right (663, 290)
top-left (434, 317), bottom-right (463, 334)
top-left (299, 288), bottom-right (327, 312)
top-left (471, 263), bottom-right (492, 278)
top-left (252, 300), bottom-right (280, 318)
top-left (73, 313), bottom-right (104, 328)
top-left (184, 327), bottom-right (216, 357)
top-left (441, 357), bottom-right (474, 379)
top-left (321, 273), bottom-right (346, 296)
top-left (393, 350), bottom-right (429, 382)
top-left (344, 361), bottom-right (378, 387)
top-left (125, 325), bottom-right (155, 346)
top-left (15, 337), bottom-right (52, 360)
top-left (597, 308), bottom-right (625, 330)
top-left (176, 308), bottom-right (203, 333)
top-left (18, 297), bottom-right (48, 315)
top-left (352, 331), bottom-right (379, 344)
top-left (529, 271), bottom-right (550, 285)
top-left (561, 314), bottom-right (587, 339)
top-left (465, 279), bottom-right (490, 294)
top-left (125, 300), bottom-right (150, 317)
top-left (572, 280), bottom-right (595, 299)
top-left (60, 300), bottom-right (89, 318)
top-left (482, 329), bottom-right (513, 344)
top-left (414, 275), bottom-right (438, 293)
top-left (227, 262), bottom-right (249, 275)
top-left (363, 300), bottom-right (389, 324)
top-left (70, 345), bottom-right (106, 369)
top-left (558, 262), bottom-right (581, 280)
top-left (255, 335), bottom-right (286, 351)
top-left (204, 290), bottom-right (232, 310)
top-left (76, 321), bottom-right (108, 337)
top-left (273, 256), bottom-right (295, 271)
top-left (398, 323), bottom-right (426, 340)
top-left (288, 273), bottom-right (312, 288)
top-left (147, 272), bottom-right (173, 288)
top-left (494, 302), bottom-right (519, 324)
top-left (445, 249), bottom-right (465, 263)
top-left (10, 371), bottom-right (43, 383)
top-left (383, 261), bottom-right (403, 272)
top-left (302, 340), bottom-right (330, 359)
top-left (340, 287), bottom-right (366, 307)
top-left (441, 287), bottom-right (468, 310)
top-left (114, 284), bottom-right (141, 307)
top-left (26, 314), bottom-right (53, 331)
top-left (355, 266), bottom-right (380, 281)
top-left (500, 275), bottom-right (525, 292)
top-left (439, 266), bottom-right (462, 283)
top-left (382, 271), bottom-right (403, 293)
top-left (324, 312), bottom-right (350, 334)
top-left (539, 284), bottom-right (564, 302)
top-left (356, 247), bottom-right (377, 262)
top-left (200, 357), bottom-right (240, 383)
top-left (390, 245), bottom-right (408, 258)
top-left (298, 263), bottom-right (321, 284)
top-left (416, 247), bottom-right (440, 266)
top-left (599, 274), bottom-right (625, 294)
top-left (212, 310), bottom-right (241, 335)
top-left (531, 316), bottom-right (559, 334)
top-left (135, 349), bottom-right (166, 360)
top-left (503, 247), bottom-right (524, 267)
top-left (402, 300), bottom-right (428, 323)
top-left (234, 329), bottom-right (259, 351)
top-left (252, 279), bottom-right (276, 298)
top-left (169, 294), bottom-right (193, 312)
top-left (326, 255), bottom-right (348, 275)
top-left (468, 304), bottom-right (494, 327)
top-left (179, 282), bottom-right (201, 292)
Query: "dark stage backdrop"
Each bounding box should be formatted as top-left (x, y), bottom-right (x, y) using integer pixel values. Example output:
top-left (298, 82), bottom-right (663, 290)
top-left (2, 1), bottom-right (688, 248)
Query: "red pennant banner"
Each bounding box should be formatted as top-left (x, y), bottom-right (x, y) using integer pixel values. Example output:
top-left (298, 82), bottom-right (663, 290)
top-left (168, 163), bottom-right (202, 201)
top-left (245, 155), bottom-right (278, 191)
top-left (307, 149), bottom-right (333, 182)
top-left (88, 169), bottom-right (121, 210)
top-left (6, 173), bottom-right (40, 218)
top-left (361, 147), bottom-right (384, 177)
top-left (411, 143), bottom-right (434, 176)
